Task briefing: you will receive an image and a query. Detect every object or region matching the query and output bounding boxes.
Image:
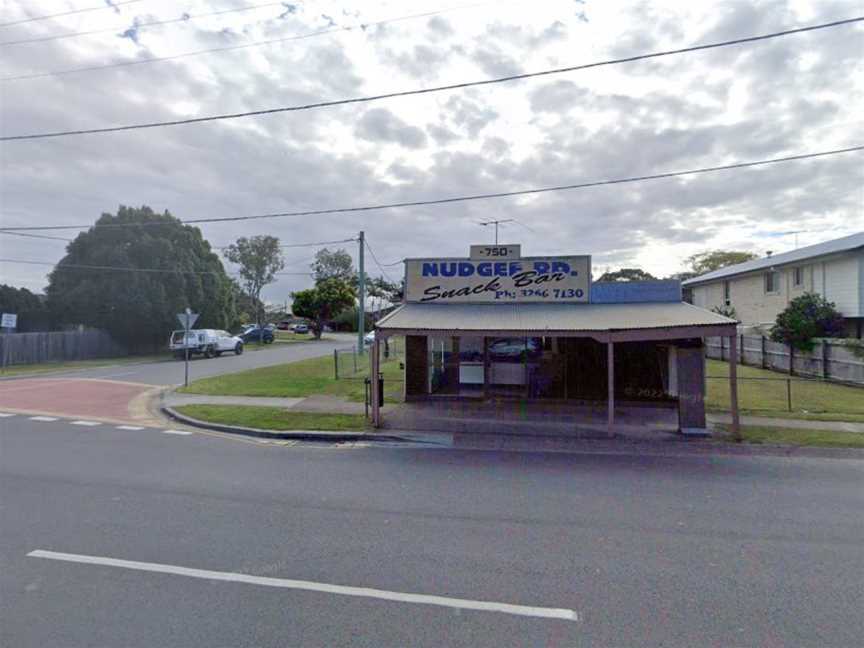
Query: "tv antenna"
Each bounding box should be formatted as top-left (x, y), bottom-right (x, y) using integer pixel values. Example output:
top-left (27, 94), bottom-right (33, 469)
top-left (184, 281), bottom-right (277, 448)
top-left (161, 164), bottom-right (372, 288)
top-left (477, 219), bottom-right (513, 244)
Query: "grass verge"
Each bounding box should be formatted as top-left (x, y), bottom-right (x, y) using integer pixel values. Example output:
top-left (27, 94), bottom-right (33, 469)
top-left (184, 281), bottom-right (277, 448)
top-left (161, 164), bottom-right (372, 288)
top-left (180, 339), bottom-right (404, 402)
top-left (0, 354), bottom-right (171, 377)
top-left (175, 404), bottom-right (367, 431)
top-left (718, 424), bottom-right (864, 448)
top-left (706, 359), bottom-right (864, 422)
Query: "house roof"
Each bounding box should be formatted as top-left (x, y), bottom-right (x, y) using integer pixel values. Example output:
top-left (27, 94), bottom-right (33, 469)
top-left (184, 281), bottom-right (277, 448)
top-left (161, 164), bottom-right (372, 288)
top-left (682, 232), bottom-right (864, 287)
top-left (375, 302), bottom-right (735, 334)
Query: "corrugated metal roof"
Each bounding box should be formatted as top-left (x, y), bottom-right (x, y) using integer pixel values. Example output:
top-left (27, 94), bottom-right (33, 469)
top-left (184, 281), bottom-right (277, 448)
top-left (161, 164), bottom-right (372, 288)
top-left (682, 232), bottom-right (864, 286)
top-left (376, 302), bottom-right (735, 333)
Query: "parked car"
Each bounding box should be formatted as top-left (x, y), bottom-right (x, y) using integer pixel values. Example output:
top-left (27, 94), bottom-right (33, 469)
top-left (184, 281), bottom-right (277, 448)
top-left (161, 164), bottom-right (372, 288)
top-left (364, 331), bottom-right (375, 346)
top-left (169, 329), bottom-right (243, 359)
top-left (239, 326), bottom-right (275, 344)
top-left (293, 323), bottom-right (310, 334)
top-left (276, 320), bottom-right (293, 330)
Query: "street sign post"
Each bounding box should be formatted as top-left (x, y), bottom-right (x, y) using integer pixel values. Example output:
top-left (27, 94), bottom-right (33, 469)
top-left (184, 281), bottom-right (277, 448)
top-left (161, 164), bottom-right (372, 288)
top-left (177, 309), bottom-right (199, 387)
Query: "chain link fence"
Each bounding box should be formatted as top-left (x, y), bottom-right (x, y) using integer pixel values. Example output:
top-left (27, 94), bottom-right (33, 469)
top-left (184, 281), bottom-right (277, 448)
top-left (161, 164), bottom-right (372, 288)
top-left (333, 337), bottom-right (405, 381)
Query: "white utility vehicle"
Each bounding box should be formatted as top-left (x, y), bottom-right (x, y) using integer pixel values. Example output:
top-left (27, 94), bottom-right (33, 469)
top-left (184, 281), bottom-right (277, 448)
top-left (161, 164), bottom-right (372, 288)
top-left (169, 329), bottom-right (244, 359)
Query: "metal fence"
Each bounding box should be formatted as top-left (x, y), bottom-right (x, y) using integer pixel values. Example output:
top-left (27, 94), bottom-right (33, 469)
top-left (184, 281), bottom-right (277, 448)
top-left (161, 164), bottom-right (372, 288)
top-left (0, 329), bottom-right (126, 367)
top-left (705, 335), bottom-right (864, 386)
top-left (333, 337), bottom-right (405, 380)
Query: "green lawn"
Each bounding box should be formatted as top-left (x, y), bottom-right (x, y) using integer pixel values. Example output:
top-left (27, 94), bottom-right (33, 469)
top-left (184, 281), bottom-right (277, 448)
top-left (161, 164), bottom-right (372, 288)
top-left (706, 359), bottom-right (864, 421)
top-left (717, 424), bottom-right (864, 448)
top-left (176, 404), bottom-right (367, 431)
top-left (179, 342), bottom-right (405, 403)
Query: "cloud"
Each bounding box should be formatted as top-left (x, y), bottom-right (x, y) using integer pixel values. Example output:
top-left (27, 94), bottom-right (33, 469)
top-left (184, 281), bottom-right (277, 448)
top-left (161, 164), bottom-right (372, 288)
top-left (355, 107), bottom-right (427, 148)
top-left (0, 0), bottom-right (861, 299)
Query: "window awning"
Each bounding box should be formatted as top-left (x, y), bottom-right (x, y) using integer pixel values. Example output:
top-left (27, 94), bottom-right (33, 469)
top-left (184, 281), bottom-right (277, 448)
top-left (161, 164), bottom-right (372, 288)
top-left (375, 302), bottom-right (736, 341)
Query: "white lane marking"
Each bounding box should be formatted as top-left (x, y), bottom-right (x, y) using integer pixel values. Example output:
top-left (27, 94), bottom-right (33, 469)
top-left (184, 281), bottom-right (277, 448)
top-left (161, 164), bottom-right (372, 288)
top-left (27, 550), bottom-right (577, 621)
top-left (162, 429), bottom-right (193, 436)
top-left (116, 425), bottom-right (145, 431)
top-left (70, 420), bottom-right (101, 427)
top-left (29, 416), bottom-right (58, 422)
top-left (0, 412), bottom-right (15, 417)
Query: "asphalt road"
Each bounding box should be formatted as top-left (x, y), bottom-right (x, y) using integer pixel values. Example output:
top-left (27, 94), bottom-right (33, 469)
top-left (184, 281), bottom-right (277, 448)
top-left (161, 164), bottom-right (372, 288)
top-left (1, 416), bottom-right (862, 647)
top-left (10, 333), bottom-right (357, 386)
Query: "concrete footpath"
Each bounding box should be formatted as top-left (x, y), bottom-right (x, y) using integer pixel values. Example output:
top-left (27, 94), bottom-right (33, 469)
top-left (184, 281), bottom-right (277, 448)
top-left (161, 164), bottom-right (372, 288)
top-left (161, 392), bottom-right (864, 459)
top-left (165, 392), bottom-right (864, 433)
top-left (707, 412), bottom-right (864, 433)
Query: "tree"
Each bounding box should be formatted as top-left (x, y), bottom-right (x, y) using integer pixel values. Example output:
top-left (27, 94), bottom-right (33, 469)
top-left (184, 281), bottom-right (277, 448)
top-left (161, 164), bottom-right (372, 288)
top-left (597, 268), bottom-right (657, 282)
top-left (0, 284), bottom-right (50, 331)
top-left (224, 236), bottom-right (284, 328)
top-left (46, 205), bottom-right (235, 352)
top-left (312, 248), bottom-right (354, 283)
top-left (291, 278), bottom-right (355, 339)
top-left (686, 250), bottom-right (757, 276)
top-left (770, 293), bottom-right (844, 351)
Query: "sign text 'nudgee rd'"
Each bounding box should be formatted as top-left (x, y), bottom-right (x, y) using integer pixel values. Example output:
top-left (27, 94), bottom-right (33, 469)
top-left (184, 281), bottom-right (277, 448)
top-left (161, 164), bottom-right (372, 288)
top-left (405, 256), bottom-right (590, 303)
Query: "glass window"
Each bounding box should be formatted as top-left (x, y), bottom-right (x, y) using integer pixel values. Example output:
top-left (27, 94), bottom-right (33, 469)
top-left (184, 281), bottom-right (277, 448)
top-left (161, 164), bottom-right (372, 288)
top-left (764, 271), bottom-right (779, 294)
top-left (793, 267), bottom-right (804, 287)
top-left (723, 281), bottom-right (730, 304)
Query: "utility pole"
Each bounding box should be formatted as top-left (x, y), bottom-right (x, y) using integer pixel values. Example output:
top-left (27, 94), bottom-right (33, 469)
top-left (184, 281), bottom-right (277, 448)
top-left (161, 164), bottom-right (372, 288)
top-left (357, 231), bottom-right (365, 354)
top-left (478, 219), bottom-right (513, 244)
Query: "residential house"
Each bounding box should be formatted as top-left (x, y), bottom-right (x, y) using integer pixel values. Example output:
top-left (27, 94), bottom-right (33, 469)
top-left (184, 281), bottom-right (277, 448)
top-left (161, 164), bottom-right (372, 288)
top-left (683, 232), bottom-right (864, 338)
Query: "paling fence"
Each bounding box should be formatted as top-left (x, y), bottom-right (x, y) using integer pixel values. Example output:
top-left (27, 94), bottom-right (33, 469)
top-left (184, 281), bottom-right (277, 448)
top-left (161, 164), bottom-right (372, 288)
top-left (0, 329), bottom-right (126, 366)
top-left (705, 335), bottom-right (864, 386)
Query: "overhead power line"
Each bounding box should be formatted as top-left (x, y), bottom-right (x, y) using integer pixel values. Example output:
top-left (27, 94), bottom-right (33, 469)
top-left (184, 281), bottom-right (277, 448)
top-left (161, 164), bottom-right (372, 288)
top-left (0, 257), bottom-right (311, 276)
top-left (2, 16), bottom-right (861, 140)
top-left (0, 0), bottom-right (146, 28)
top-left (1, 3), bottom-right (489, 81)
top-left (0, 230), bottom-right (73, 241)
top-left (364, 240), bottom-right (396, 284)
top-left (0, 1), bottom-right (286, 47)
top-left (215, 237), bottom-right (357, 250)
top-left (1, 146), bottom-right (859, 233)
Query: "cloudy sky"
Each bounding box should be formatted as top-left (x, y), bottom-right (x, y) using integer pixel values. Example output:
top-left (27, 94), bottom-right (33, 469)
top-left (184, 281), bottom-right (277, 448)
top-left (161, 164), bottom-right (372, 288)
top-left (1, 0), bottom-right (862, 303)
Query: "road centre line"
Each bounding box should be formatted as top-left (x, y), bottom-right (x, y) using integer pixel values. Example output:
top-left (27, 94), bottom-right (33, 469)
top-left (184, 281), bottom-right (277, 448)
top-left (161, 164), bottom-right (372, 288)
top-left (71, 420), bottom-right (101, 426)
top-left (27, 550), bottom-right (577, 621)
top-left (116, 425), bottom-right (145, 431)
top-left (162, 429), bottom-right (194, 435)
top-left (0, 412), bottom-right (15, 417)
top-left (29, 416), bottom-right (58, 421)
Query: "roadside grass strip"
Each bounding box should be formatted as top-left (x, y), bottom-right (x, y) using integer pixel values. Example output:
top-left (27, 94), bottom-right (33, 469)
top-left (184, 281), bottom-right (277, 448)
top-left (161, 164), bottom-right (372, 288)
top-left (27, 550), bottom-right (577, 621)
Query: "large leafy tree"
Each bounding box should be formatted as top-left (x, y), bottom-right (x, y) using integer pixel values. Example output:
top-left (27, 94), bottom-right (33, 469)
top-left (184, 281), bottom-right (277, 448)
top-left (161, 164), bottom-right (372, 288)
top-left (0, 284), bottom-right (50, 331)
top-left (46, 206), bottom-right (235, 351)
top-left (223, 235), bottom-right (284, 327)
top-left (597, 268), bottom-right (657, 282)
top-left (770, 293), bottom-right (844, 351)
top-left (291, 278), bottom-right (355, 339)
top-left (686, 250), bottom-right (757, 275)
top-left (312, 248), bottom-right (354, 283)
